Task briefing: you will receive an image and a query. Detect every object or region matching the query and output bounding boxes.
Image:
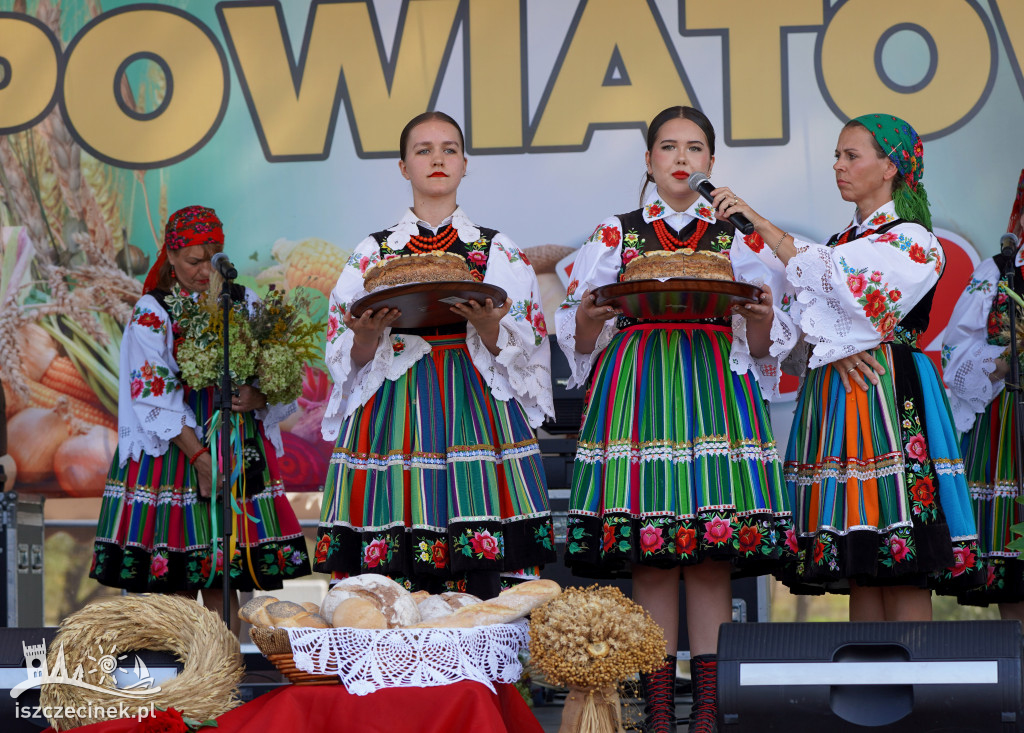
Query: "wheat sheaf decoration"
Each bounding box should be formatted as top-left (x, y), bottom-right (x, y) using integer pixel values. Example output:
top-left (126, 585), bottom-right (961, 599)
top-left (529, 585), bottom-right (666, 733)
top-left (39, 594), bottom-right (244, 731)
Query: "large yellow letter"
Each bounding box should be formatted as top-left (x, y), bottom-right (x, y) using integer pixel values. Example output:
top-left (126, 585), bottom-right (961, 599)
top-left (0, 13), bottom-right (60, 133)
top-left (218, 0), bottom-right (460, 160)
top-left (681, 0), bottom-right (822, 144)
top-left (819, 0), bottom-right (995, 137)
top-left (63, 7), bottom-right (227, 168)
top-left (466, 0), bottom-right (524, 151)
top-left (530, 0), bottom-right (695, 150)
top-left (991, 0), bottom-right (1024, 101)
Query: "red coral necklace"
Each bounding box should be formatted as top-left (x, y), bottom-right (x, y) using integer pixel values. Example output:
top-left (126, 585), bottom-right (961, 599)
top-left (407, 225), bottom-right (459, 253)
top-left (653, 218), bottom-right (709, 252)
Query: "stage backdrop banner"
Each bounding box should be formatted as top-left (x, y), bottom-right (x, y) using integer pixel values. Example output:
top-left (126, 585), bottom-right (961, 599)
top-left (0, 0), bottom-right (1021, 498)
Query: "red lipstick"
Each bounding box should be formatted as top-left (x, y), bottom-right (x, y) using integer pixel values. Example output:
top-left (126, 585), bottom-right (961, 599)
top-left (672, 171), bottom-right (689, 180)
top-left (428, 172), bottom-right (448, 178)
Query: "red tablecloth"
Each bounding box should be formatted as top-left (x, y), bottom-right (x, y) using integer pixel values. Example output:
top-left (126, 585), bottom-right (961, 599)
top-left (41, 682), bottom-right (543, 733)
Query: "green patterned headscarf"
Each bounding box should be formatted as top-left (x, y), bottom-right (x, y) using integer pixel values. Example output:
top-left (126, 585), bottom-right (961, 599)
top-left (852, 113), bottom-right (931, 231)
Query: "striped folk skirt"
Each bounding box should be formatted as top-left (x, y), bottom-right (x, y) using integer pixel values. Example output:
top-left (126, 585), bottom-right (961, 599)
top-left (565, 323), bottom-right (792, 578)
top-left (315, 335), bottom-right (556, 588)
top-left (958, 391), bottom-right (1024, 605)
top-left (91, 386), bottom-right (311, 592)
top-left (781, 343), bottom-right (982, 594)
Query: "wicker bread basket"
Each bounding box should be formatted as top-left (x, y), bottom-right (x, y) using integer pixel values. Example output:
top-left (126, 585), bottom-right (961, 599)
top-left (250, 627), bottom-right (340, 685)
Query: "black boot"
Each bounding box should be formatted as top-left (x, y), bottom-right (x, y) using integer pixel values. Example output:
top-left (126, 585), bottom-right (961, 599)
top-left (639, 655), bottom-right (677, 733)
top-left (688, 654), bottom-right (718, 733)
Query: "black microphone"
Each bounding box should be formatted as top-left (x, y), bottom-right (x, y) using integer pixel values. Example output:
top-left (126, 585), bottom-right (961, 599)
top-left (687, 172), bottom-right (754, 234)
top-left (1001, 232), bottom-right (1020, 258)
top-left (211, 252), bottom-right (237, 279)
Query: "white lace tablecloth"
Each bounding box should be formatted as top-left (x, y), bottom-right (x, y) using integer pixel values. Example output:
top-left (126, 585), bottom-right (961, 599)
top-left (284, 621), bottom-right (529, 696)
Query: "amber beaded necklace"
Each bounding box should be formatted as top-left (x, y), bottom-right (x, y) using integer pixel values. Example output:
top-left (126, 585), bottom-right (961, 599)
top-left (652, 218), bottom-right (709, 252)
top-left (406, 224), bottom-right (459, 253)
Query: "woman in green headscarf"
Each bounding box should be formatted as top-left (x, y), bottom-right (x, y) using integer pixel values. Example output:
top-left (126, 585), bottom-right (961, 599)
top-left (707, 113), bottom-right (983, 620)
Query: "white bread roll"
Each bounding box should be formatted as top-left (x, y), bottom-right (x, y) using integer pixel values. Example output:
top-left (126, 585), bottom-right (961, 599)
top-left (416, 595), bottom-right (455, 623)
top-left (492, 579), bottom-right (562, 615)
top-left (320, 586), bottom-right (381, 622)
top-left (239, 595), bottom-right (279, 624)
top-left (332, 597), bottom-right (388, 629)
top-left (274, 610), bottom-right (331, 629)
top-left (410, 590), bottom-right (430, 603)
top-left (298, 612), bottom-right (331, 629)
top-left (410, 601), bottom-right (521, 628)
top-left (334, 574), bottom-right (420, 628)
top-left (440, 591), bottom-right (482, 610)
top-left (265, 600), bottom-right (313, 628)
top-left (411, 580), bottom-right (561, 628)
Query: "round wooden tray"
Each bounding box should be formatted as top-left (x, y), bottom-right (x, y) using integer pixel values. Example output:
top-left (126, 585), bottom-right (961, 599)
top-left (592, 278), bottom-right (761, 321)
top-left (351, 281), bottom-right (508, 329)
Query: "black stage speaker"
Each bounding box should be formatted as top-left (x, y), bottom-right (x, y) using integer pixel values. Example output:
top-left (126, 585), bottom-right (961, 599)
top-left (718, 620), bottom-right (1024, 732)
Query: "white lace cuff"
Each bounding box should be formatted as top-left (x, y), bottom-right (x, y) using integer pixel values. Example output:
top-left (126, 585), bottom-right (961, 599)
top-left (730, 308), bottom-right (799, 401)
top-left (254, 401), bottom-right (297, 455)
top-left (468, 320), bottom-right (554, 428)
top-left (948, 340), bottom-right (1005, 432)
top-left (118, 407), bottom-right (198, 465)
top-left (284, 621), bottom-right (528, 696)
top-left (787, 242), bottom-right (876, 368)
top-left (559, 318), bottom-right (618, 390)
top-left (321, 330), bottom-right (431, 440)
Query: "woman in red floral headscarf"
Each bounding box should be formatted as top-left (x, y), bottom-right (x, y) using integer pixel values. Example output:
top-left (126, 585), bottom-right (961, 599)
top-left (90, 206), bottom-right (310, 627)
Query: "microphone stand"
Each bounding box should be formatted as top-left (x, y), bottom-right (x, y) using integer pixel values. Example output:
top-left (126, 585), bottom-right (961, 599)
top-left (217, 274), bottom-right (234, 629)
top-left (1001, 247), bottom-right (1024, 501)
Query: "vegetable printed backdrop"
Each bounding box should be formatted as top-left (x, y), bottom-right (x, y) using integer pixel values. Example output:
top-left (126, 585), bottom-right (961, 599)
top-left (1, 0), bottom-right (1022, 498)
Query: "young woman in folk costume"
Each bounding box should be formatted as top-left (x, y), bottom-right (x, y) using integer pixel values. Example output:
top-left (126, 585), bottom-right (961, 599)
top-left (722, 114), bottom-right (983, 620)
top-left (316, 112), bottom-right (556, 601)
top-left (943, 169), bottom-right (1024, 617)
top-left (91, 206), bottom-right (311, 629)
top-left (556, 106), bottom-right (796, 733)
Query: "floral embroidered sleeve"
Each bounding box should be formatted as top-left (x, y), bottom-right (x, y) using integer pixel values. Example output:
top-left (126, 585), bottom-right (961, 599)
top-left (467, 233), bottom-right (554, 427)
top-left (320, 236), bottom-right (430, 441)
top-left (116, 294), bottom-right (196, 463)
top-left (553, 216), bottom-right (625, 388)
top-left (729, 228), bottom-right (801, 399)
top-left (941, 257), bottom-right (1005, 432)
top-left (785, 220), bottom-right (943, 368)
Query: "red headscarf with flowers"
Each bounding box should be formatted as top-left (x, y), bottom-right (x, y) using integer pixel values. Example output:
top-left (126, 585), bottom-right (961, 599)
top-left (142, 205), bottom-right (225, 293)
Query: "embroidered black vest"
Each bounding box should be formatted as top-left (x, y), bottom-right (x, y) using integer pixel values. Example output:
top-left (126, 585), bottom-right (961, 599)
top-left (371, 223), bottom-right (498, 283)
top-left (614, 209), bottom-right (737, 328)
top-left (371, 223), bottom-right (499, 336)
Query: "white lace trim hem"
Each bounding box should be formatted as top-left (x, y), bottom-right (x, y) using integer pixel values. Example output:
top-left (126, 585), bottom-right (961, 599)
top-left (284, 621), bottom-right (528, 695)
top-left (575, 441), bottom-right (780, 465)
